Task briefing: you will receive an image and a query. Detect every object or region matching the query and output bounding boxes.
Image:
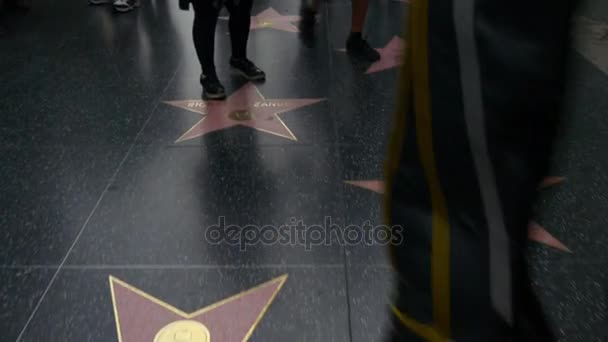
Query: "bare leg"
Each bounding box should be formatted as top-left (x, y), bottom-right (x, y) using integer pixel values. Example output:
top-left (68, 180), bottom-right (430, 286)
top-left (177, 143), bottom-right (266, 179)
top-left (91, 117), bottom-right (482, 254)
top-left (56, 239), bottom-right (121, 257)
top-left (351, 0), bottom-right (368, 33)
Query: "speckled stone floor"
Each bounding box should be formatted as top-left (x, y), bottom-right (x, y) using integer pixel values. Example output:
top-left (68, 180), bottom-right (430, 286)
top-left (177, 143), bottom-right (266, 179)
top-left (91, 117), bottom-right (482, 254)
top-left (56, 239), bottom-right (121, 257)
top-left (1, 0), bottom-right (607, 341)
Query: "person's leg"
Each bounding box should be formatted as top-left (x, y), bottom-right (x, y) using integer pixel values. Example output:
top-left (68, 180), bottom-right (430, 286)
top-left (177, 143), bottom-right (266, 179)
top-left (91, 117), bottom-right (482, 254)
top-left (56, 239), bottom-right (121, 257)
top-left (4, 0), bottom-right (30, 10)
top-left (226, 0), bottom-right (252, 60)
top-left (225, 0), bottom-right (265, 81)
top-left (385, 0), bottom-right (575, 339)
top-left (300, 0), bottom-right (321, 20)
top-left (345, 0), bottom-right (380, 61)
top-left (350, 0), bottom-right (367, 33)
top-left (299, 0), bottom-right (321, 12)
top-left (298, 0), bottom-right (320, 45)
top-left (0, 0), bottom-right (5, 37)
top-left (192, 0), bottom-right (225, 99)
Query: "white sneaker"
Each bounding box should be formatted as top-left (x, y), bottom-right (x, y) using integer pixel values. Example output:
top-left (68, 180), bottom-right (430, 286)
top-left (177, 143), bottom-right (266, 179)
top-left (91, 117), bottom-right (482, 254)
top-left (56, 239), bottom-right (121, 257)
top-left (89, 0), bottom-right (111, 5)
top-left (113, 0), bottom-right (140, 12)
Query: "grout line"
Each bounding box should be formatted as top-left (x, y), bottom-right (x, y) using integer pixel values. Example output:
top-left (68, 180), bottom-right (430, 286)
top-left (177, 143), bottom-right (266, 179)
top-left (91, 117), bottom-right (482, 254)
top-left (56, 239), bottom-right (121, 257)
top-left (13, 62), bottom-right (183, 342)
top-left (343, 253), bottom-right (355, 342)
top-left (0, 264), bottom-right (355, 270)
top-left (321, 3), bottom-right (355, 342)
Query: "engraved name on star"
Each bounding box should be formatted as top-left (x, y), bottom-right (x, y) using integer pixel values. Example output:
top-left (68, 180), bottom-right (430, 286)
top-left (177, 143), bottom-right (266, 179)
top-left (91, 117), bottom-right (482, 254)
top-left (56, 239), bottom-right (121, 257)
top-left (220, 7), bottom-right (301, 33)
top-left (164, 83), bottom-right (324, 142)
top-left (345, 177), bottom-right (571, 252)
top-left (109, 274), bottom-right (287, 342)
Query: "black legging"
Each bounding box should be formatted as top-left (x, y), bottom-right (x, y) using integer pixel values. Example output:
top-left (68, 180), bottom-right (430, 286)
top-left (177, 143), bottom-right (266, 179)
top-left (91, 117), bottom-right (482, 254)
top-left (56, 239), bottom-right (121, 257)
top-left (192, 0), bottom-right (254, 76)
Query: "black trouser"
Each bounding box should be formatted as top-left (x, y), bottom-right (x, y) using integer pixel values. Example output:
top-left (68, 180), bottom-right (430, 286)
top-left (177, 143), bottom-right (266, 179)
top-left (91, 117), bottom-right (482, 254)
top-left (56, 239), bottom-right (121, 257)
top-left (384, 0), bottom-right (577, 340)
top-left (192, 0), bottom-right (253, 76)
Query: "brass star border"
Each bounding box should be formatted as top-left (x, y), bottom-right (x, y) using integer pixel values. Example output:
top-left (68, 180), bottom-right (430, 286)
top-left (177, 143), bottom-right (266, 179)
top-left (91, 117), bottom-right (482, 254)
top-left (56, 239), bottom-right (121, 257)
top-left (109, 274), bottom-right (288, 342)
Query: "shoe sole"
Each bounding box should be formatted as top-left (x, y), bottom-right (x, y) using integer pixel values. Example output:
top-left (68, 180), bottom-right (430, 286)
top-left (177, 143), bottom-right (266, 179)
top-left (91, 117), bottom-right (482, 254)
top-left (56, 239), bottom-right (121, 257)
top-left (203, 92), bottom-right (226, 100)
top-left (114, 2), bottom-right (140, 12)
top-left (230, 67), bottom-right (266, 81)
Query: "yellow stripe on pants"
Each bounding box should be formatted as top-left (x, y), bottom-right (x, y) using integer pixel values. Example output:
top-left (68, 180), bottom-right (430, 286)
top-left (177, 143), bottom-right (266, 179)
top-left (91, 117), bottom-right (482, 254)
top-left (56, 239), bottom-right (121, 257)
top-left (387, 0), bottom-right (452, 339)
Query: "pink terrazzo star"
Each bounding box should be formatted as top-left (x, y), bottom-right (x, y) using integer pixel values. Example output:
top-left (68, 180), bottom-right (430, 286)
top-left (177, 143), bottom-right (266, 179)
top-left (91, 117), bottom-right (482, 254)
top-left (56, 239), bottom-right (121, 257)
top-left (164, 83), bottom-right (324, 142)
top-left (366, 36), bottom-right (405, 74)
top-left (345, 177), bottom-right (570, 252)
top-left (109, 275), bottom-right (287, 342)
top-left (221, 7), bottom-right (301, 33)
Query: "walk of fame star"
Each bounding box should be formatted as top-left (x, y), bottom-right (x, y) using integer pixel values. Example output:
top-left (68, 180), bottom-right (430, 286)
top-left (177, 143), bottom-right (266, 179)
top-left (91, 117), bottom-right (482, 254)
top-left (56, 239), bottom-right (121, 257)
top-left (109, 274), bottom-right (287, 342)
top-left (338, 36), bottom-right (405, 74)
top-left (345, 177), bottom-right (571, 252)
top-left (164, 83), bottom-right (324, 142)
top-left (220, 7), bottom-right (301, 33)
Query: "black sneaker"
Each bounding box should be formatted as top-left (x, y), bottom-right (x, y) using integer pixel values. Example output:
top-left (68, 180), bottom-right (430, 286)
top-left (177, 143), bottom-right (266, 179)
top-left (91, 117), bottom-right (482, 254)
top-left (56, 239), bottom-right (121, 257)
top-left (230, 58), bottom-right (266, 81)
top-left (298, 5), bottom-right (317, 47)
top-left (346, 34), bottom-right (381, 62)
top-left (200, 74), bottom-right (226, 100)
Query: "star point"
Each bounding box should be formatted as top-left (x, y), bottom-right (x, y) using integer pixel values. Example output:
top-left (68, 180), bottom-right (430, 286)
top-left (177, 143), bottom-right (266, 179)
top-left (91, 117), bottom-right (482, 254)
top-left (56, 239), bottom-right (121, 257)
top-left (221, 7), bottom-right (301, 33)
top-left (344, 180), bottom-right (385, 194)
top-left (366, 36), bottom-right (405, 74)
top-left (345, 177), bottom-right (571, 252)
top-left (539, 176), bottom-right (566, 189)
top-left (528, 221), bottom-right (572, 253)
top-left (109, 274), bottom-right (288, 342)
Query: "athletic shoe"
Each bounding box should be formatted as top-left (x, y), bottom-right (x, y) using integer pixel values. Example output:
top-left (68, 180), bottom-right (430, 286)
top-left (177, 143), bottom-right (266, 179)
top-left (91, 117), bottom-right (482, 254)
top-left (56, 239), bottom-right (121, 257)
top-left (229, 57), bottom-right (265, 81)
top-left (200, 74), bottom-right (226, 100)
top-left (298, 5), bottom-right (317, 46)
top-left (113, 0), bottom-right (140, 12)
top-left (346, 34), bottom-right (381, 62)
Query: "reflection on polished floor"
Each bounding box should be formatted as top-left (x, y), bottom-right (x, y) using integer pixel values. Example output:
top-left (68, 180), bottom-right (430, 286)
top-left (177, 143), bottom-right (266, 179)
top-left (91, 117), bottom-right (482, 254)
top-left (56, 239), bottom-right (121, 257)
top-left (1, 0), bottom-right (608, 341)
